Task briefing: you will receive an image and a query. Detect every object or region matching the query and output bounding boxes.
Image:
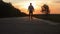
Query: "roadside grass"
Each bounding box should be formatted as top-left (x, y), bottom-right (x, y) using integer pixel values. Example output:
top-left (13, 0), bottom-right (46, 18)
top-left (33, 14), bottom-right (60, 23)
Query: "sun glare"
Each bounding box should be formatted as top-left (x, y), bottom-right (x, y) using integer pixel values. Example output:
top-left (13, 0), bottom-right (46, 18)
top-left (21, 1), bottom-right (39, 9)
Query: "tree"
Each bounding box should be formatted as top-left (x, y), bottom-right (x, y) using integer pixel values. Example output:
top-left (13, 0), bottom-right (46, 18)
top-left (0, 0), bottom-right (27, 17)
top-left (41, 4), bottom-right (50, 14)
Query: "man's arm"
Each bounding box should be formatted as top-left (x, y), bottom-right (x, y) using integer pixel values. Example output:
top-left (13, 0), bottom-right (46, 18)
top-left (32, 6), bottom-right (34, 11)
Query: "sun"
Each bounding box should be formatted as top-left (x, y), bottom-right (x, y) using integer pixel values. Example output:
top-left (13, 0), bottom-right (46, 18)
top-left (21, 1), bottom-right (38, 9)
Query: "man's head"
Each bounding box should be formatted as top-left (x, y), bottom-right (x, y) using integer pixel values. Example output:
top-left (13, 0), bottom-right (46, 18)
top-left (30, 3), bottom-right (32, 6)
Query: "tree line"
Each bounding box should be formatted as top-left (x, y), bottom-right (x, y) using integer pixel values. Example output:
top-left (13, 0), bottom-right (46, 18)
top-left (0, 0), bottom-right (27, 18)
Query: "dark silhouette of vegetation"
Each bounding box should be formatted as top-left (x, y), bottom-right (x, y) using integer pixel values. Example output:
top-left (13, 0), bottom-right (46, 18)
top-left (0, 0), bottom-right (27, 18)
top-left (33, 14), bottom-right (60, 23)
top-left (41, 4), bottom-right (50, 15)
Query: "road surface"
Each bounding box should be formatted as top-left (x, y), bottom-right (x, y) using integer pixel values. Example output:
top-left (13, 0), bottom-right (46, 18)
top-left (0, 17), bottom-right (60, 34)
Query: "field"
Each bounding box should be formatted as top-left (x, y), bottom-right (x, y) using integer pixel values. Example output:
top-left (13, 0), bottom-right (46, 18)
top-left (33, 14), bottom-right (60, 23)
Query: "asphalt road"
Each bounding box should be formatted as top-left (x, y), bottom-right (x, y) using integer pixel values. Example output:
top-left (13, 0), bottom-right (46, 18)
top-left (0, 17), bottom-right (60, 34)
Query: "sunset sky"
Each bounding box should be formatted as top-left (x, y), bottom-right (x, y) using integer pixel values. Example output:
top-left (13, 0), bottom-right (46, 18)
top-left (3, 0), bottom-right (60, 14)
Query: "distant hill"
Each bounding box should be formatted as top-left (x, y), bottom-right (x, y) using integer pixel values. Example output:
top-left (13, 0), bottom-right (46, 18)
top-left (0, 0), bottom-right (27, 18)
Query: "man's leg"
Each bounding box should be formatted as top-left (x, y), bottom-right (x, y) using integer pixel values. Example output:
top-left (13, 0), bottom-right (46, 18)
top-left (31, 12), bottom-right (33, 19)
top-left (29, 12), bottom-right (30, 19)
top-left (29, 12), bottom-right (32, 21)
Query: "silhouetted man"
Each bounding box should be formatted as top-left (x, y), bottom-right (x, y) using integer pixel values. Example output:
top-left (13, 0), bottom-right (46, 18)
top-left (28, 3), bottom-right (34, 20)
top-left (41, 4), bottom-right (50, 14)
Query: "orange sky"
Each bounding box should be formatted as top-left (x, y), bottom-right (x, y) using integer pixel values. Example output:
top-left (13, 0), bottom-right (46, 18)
top-left (3, 0), bottom-right (60, 14)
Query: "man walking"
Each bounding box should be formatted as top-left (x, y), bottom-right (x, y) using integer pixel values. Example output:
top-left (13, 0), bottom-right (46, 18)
top-left (28, 3), bottom-right (34, 20)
